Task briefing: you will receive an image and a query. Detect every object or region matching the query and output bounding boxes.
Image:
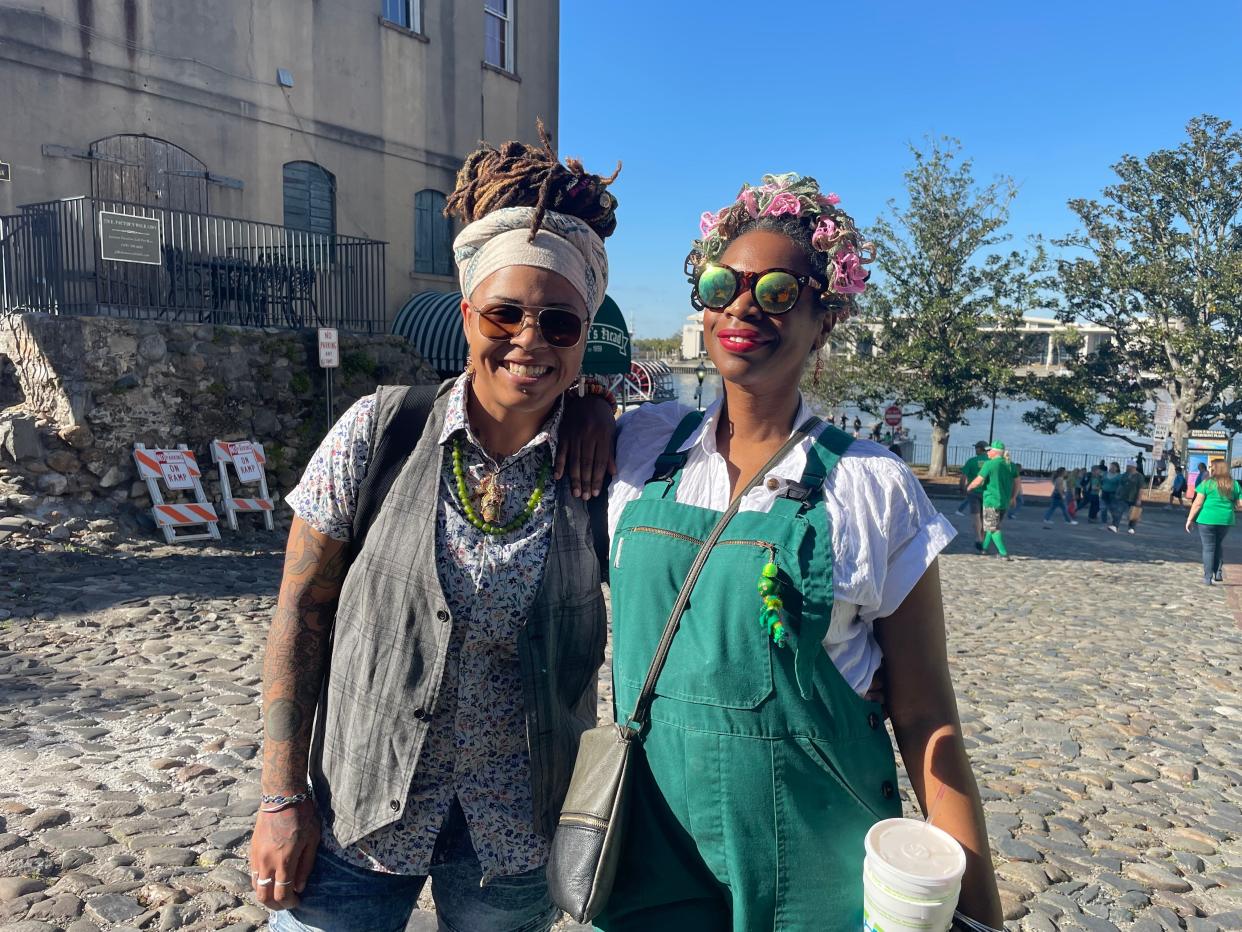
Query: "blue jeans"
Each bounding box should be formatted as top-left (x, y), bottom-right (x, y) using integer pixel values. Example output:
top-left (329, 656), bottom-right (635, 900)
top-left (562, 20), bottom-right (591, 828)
top-left (1101, 493), bottom-right (1123, 526)
top-left (1008, 494), bottom-right (1024, 518)
top-left (1043, 494), bottom-right (1071, 523)
top-left (269, 799), bottom-right (558, 932)
top-left (1198, 523), bottom-right (1229, 579)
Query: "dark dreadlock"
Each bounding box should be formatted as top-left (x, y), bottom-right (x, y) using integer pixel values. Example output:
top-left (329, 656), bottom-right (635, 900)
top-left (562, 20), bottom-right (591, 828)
top-left (445, 119), bottom-right (621, 241)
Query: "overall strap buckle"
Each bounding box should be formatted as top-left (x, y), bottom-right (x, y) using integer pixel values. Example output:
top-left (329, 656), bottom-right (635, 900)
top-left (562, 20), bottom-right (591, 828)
top-left (643, 410), bottom-right (706, 496)
top-left (779, 481), bottom-right (816, 506)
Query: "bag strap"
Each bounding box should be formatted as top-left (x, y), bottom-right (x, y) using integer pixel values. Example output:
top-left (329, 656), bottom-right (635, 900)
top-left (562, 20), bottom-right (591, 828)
top-left (349, 383), bottom-right (438, 561)
top-left (623, 416), bottom-right (822, 732)
top-left (586, 477), bottom-right (613, 582)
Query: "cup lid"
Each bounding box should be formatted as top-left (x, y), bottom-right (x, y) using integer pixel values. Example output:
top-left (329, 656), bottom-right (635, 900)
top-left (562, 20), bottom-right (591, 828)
top-left (865, 819), bottom-right (966, 884)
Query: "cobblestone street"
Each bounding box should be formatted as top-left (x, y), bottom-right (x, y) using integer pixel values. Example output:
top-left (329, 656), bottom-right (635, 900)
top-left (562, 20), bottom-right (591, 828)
top-left (0, 497), bottom-right (1238, 931)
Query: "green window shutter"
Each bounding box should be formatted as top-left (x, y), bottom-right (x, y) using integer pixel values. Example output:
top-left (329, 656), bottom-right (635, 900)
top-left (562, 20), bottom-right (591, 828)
top-left (431, 193), bottom-right (451, 276)
top-left (415, 189), bottom-right (449, 275)
top-left (284, 162), bottom-right (335, 237)
top-left (414, 190), bottom-right (435, 273)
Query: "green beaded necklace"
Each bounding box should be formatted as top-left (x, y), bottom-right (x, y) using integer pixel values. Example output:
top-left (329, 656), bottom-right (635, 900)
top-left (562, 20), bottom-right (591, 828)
top-left (451, 436), bottom-right (551, 536)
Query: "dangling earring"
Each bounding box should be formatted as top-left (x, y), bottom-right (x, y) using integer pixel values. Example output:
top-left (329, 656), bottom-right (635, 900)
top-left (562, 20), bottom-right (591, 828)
top-left (464, 356), bottom-right (475, 381)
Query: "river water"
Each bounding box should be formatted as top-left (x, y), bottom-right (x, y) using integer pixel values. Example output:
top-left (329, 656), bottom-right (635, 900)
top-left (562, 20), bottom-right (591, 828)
top-left (670, 373), bottom-right (1144, 468)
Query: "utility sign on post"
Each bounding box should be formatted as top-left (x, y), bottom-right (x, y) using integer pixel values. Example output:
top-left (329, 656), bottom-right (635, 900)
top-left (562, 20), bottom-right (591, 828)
top-left (1152, 401), bottom-right (1176, 449)
top-left (319, 327), bottom-right (339, 430)
top-left (884, 405), bottom-right (903, 427)
top-left (156, 451), bottom-right (194, 490)
top-left (318, 328), bottom-right (340, 368)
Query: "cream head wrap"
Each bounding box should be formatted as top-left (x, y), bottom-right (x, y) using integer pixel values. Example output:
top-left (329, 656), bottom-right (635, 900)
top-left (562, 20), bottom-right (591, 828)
top-left (453, 207), bottom-right (609, 317)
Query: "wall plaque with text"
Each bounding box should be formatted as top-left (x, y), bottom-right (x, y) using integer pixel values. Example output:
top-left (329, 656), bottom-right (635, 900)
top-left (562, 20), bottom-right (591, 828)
top-left (99, 211), bottom-right (163, 265)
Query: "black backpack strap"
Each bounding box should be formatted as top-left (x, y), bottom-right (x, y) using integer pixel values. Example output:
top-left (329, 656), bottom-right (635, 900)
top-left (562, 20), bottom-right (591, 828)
top-left (349, 383), bottom-right (438, 561)
top-left (586, 476), bottom-right (613, 583)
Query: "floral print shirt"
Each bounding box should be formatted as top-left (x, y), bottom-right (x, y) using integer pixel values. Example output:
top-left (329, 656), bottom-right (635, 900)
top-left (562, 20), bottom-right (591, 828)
top-left (286, 375), bottom-right (560, 880)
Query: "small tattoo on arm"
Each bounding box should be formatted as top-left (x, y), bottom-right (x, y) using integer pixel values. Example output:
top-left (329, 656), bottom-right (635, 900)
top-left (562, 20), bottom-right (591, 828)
top-left (266, 698), bottom-right (305, 742)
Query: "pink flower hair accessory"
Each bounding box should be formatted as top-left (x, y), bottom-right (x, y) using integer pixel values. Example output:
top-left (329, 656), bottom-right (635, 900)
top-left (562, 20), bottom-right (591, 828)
top-left (689, 171), bottom-right (875, 308)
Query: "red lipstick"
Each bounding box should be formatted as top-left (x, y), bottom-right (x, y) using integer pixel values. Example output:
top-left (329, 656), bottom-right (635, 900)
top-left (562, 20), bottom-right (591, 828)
top-left (716, 329), bottom-right (771, 354)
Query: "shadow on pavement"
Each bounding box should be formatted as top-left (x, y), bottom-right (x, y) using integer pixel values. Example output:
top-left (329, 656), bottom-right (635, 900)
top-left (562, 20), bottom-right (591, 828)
top-left (937, 500), bottom-right (1234, 570)
top-left (1, 546), bottom-right (284, 616)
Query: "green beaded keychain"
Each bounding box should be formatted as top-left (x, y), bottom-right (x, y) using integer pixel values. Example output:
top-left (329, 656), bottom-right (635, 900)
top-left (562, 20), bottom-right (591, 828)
top-left (757, 560), bottom-right (790, 647)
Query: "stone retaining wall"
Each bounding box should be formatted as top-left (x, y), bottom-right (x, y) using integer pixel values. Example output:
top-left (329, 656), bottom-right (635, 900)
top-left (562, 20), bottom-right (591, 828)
top-left (0, 313), bottom-right (437, 532)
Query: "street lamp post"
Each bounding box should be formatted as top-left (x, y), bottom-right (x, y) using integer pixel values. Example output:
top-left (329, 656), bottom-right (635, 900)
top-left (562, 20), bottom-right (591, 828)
top-left (695, 360), bottom-right (707, 412)
top-left (988, 386), bottom-right (998, 444)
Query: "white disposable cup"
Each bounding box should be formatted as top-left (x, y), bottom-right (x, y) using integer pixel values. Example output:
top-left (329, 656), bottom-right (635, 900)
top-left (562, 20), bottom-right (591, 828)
top-left (863, 818), bottom-right (966, 932)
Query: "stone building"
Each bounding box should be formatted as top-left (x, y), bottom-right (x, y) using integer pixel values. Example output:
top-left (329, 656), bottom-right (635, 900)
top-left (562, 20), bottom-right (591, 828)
top-left (0, 0), bottom-right (558, 329)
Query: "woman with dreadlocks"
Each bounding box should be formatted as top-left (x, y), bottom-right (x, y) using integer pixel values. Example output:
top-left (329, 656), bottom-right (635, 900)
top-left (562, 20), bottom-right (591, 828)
top-left (595, 174), bottom-right (1002, 930)
top-left (253, 125), bottom-right (620, 932)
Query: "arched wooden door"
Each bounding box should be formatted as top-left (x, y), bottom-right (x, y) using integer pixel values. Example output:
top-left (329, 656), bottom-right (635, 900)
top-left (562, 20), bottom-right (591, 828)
top-left (89, 134), bottom-right (209, 212)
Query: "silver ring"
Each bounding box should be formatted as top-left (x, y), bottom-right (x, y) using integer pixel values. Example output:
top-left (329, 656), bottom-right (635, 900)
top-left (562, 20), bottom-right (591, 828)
top-left (256, 877), bottom-right (275, 886)
top-left (275, 880), bottom-right (294, 886)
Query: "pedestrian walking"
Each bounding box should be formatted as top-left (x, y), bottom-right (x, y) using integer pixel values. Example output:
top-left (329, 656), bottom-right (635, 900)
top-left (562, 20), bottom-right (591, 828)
top-left (1100, 461), bottom-right (1123, 531)
top-left (1008, 462), bottom-right (1025, 518)
top-left (1042, 467), bottom-right (1078, 526)
top-left (967, 441), bottom-right (1017, 558)
top-left (956, 440), bottom-right (989, 551)
top-left (1118, 462), bottom-right (1144, 534)
top-left (251, 133), bottom-right (620, 932)
top-left (598, 171), bottom-right (1003, 931)
top-left (1170, 465), bottom-right (1188, 507)
top-left (1185, 460), bottom-right (1242, 584)
top-left (839, 412), bottom-right (848, 430)
top-left (853, 415), bottom-right (862, 433)
top-left (1084, 465), bottom-right (1103, 522)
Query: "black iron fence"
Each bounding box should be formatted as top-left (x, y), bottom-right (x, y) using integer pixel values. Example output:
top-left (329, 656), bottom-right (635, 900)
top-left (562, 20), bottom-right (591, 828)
top-left (910, 442), bottom-right (1151, 475)
top-left (0, 197), bottom-right (386, 332)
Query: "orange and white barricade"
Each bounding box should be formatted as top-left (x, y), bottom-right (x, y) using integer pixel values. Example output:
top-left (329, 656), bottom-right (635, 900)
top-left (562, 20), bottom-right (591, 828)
top-left (132, 443), bottom-right (221, 544)
top-left (211, 439), bottom-right (275, 532)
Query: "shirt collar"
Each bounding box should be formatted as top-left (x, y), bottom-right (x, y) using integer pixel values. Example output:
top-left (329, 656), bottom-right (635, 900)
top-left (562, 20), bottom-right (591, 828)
top-left (678, 395), bottom-right (817, 480)
top-left (438, 372), bottom-right (562, 461)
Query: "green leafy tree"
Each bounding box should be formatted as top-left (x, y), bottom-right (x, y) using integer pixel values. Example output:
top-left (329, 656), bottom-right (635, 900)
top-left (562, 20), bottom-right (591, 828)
top-left (808, 138), bottom-right (1039, 476)
top-left (632, 334), bottom-right (681, 358)
top-left (1026, 114), bottom-right (1242, 464)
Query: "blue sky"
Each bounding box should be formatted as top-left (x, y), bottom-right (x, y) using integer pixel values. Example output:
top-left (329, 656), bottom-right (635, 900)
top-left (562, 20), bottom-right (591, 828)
top-left (559, 1), bottom-right (1242, 339)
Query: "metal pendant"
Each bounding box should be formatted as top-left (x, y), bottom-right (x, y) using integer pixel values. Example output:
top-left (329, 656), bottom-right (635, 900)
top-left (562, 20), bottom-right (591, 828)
top-left (479, 473), bottom-right (505, 525)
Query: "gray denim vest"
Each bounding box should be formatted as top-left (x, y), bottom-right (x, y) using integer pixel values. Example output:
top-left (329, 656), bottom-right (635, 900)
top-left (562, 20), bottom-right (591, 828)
top-left (309, 385), bottom-right (607, 846)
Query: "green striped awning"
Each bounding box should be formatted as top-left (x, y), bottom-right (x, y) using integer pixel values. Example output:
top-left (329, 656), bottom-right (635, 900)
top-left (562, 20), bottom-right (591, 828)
top-left (392, 291), bottom-right (468, 377)
top-left (392, 290), bottom-right (631, 377)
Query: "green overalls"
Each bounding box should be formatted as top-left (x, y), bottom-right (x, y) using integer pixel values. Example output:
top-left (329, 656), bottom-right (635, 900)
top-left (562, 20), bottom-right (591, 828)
top-left (597, 414), bottom-right (902, 932)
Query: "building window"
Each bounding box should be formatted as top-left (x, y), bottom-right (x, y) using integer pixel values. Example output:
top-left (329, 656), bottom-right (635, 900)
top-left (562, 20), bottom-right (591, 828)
top-left (283, 161), bottom-right (336, 239)
top-left (414, 189), bottom-right (452, 276)
top-left (484, 0), bottom-right (513, 71)
top-left (383, 0), bottom-right (421, 32)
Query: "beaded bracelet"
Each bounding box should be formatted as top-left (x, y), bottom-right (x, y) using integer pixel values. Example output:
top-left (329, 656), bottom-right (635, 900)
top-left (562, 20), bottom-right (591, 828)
top-left (574, 377), bottom-right (618, 413)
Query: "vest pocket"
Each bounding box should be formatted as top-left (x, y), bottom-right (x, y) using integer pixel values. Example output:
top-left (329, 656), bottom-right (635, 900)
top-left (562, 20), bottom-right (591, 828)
top-left (612, 527), bottom-right (777, 710)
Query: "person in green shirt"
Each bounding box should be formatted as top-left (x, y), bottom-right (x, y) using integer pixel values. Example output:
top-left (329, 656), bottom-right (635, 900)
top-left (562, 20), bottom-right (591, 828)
top-left (956, 440), bottom-right (989, 551)
top-left (1186, 460), bottom-right (1241, 584)
top-left (966, 440), bottom-right (1016, 559)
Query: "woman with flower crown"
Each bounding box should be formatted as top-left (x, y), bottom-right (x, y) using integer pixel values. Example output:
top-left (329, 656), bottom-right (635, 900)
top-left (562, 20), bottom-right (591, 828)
top-left (595, 174), bottom-right (1003, 930)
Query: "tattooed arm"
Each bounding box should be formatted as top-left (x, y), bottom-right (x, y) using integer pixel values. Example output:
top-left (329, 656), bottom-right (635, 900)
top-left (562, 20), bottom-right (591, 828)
top-left (250, 516), bottom-right (350, 908)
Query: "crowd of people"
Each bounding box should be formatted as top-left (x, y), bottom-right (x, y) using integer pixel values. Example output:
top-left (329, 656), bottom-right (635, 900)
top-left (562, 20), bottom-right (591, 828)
top-left (952, 448), bottom-right (1238, 582)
